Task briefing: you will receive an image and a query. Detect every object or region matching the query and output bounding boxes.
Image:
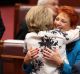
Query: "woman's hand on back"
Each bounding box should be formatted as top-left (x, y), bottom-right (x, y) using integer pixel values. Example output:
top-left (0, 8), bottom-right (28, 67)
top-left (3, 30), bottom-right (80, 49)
top-left (24, 47), bottom-right (39, 64)
top-left (42, 47), bottom-right (63, 66)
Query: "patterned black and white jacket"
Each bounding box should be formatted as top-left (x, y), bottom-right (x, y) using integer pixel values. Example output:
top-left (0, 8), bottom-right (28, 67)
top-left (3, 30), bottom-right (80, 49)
top-left (24, 29), bottom-right (80, 74)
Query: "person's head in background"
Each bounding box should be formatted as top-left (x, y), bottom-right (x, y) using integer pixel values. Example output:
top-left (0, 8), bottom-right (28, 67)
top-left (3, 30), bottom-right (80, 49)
top-left (25, 6), bottom-right (54, 33)
top-left (37, 0), bottom-right (59, 16)
top-left (54, 6), bottom-right (79, 32)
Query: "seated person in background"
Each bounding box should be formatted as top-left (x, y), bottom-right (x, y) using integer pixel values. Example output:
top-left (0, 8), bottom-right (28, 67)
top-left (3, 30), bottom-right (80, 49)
top-left (23, 6), bottom-right (80, 74)
top-left (0, 12), bottom-right (5, 39)
top-left (15, 0), bottom-right (59, 40)
top-left (72, 62), bottom-right (80, 74)
top-left (14, 20), bottom-right (28, 40)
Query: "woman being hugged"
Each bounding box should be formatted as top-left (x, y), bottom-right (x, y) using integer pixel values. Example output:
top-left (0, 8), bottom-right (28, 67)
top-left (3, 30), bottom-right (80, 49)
top-left (43, 6), bottom-right (80, 74)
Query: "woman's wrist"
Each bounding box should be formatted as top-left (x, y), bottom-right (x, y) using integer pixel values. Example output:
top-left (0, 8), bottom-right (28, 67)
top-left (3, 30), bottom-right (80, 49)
top-left (24, 55), bottom-right (31, 64)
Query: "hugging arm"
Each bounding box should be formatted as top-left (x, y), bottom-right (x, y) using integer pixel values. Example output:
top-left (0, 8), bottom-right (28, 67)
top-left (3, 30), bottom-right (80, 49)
top-left (65, 29), bottom-right (80, 44)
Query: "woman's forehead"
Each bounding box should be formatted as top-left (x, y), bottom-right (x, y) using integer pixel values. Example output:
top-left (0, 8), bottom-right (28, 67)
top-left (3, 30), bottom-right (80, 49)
top-left (57, 12), bottom-right (70, 19)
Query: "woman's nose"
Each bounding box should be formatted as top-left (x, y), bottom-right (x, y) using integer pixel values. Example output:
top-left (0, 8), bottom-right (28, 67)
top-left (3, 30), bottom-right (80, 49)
top-left (55, 5), bottom-right (59, 9)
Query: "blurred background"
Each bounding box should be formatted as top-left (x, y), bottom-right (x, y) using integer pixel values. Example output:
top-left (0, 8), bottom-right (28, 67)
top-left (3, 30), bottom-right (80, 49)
top-left (0, 0), bottom-right (80, 40)
top-left (0, 0), bottom-right (80, 74)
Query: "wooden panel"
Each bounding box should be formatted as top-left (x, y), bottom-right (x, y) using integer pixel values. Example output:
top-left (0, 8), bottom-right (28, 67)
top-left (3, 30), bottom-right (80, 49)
top-left (29, 0), bottom-right (37, 5)
top-left (59, 0), bottom-right (80, 7)
top-left (75, 8), bottom-right (80, 25)
top-left (0, 41), bottom-right (25, 74)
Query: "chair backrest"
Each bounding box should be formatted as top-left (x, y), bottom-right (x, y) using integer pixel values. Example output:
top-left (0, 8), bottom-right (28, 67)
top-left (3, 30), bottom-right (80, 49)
top-left (14, 4), bottom-right (33, 38)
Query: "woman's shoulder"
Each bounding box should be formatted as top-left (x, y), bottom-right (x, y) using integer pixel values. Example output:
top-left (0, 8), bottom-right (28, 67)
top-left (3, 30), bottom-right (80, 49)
top-left (67, 40), bottom-right (80, 57)
top-left (73, 39), bottom-right (80, 51)
top-left (75, 39), bottom-right (80, 45)
top-left (25, 32), bottom-right (37, 39)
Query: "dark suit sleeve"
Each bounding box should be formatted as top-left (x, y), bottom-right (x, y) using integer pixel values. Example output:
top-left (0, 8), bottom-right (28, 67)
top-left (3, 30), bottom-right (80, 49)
top-left (22, 63), bottom-right (33, 74)
top-left (0, 15), bottom-right (5, 39)
top-left (14, 20), bottom-right (28, 40)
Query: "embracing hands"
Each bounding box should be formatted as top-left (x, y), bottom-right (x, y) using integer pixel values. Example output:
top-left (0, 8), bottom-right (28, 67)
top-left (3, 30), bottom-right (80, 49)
top-left (24, 47), bottom-right (63, 66)
top-left (24, 47), bottom-right (39, 64)
top-left (42, 47), bottom-right (63, 66)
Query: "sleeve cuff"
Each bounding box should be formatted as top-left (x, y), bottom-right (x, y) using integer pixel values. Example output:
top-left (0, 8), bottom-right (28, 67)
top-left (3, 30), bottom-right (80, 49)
top-left (22, 63), bottom-right (32, 74)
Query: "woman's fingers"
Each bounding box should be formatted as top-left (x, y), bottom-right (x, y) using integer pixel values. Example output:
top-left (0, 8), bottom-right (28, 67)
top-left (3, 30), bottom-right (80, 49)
top-left (30, 48), bottom-right (39, 55)
top-left (29, 48), bottom-right (39, 59)
top-left (31, 51), bottom-right (39, 58)
top-left (43, 49), bottom-right (51, 55)
top-left (33, 54), bottom-right (39, 59)
top-left (44, 47), bottom-right (54, 53)
top-left (42, 50), bottom-right (50, 58)
top-left (43, 56), bottom-right (50, 60)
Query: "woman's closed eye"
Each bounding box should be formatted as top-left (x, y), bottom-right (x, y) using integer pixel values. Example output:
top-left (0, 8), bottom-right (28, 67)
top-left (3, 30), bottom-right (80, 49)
top-left (55, 17), bottom-right (68, 23)
top-left (61, 19), bottom-right (68, 23)
top-left (55, 17), bottom-right (59, 21)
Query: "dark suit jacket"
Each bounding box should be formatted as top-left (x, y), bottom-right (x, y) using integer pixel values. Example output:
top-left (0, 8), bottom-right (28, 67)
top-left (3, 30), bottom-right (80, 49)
top-left (0, 12), bottom-right (5, 74)
top-left (14, 20), bottom-right (29, 40)
top-left (0, 14), bottom-right (5, 39)
top-left (72, 62), bottom-right (80, 74)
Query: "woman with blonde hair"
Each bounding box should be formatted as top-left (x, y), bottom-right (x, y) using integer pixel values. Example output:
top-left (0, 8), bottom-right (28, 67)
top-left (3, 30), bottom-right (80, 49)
top-left (25, 6), bottom-right (54, 32)
top-left (15, 0), bottom-right (59, 40)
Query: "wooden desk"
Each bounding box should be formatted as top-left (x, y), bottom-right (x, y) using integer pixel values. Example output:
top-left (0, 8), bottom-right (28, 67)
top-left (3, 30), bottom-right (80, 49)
top-left (0, 40), bottom-right (25, 74)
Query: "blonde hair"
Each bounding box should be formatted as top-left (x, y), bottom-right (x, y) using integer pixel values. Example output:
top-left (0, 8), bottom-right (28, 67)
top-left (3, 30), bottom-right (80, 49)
top-left (37, 0), bottom-right (49, 5)
top-left (25, 6), bottom-right (53, 32)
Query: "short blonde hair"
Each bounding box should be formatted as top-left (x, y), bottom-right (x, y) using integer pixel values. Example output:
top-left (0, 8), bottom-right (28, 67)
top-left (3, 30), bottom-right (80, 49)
top-left (25, 6), bottom-right (53, 32)
top-left (37, 0), bottom-right (49, 5)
